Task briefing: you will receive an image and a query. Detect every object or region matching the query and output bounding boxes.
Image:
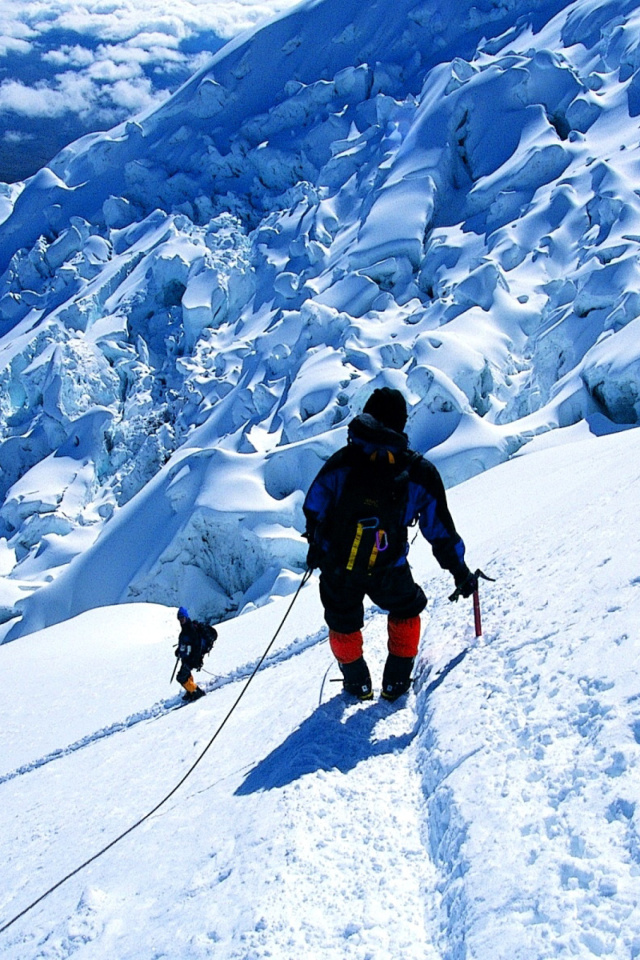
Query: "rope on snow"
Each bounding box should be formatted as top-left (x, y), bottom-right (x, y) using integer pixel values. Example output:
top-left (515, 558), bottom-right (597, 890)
top-left (0, 567), bottom-right (313, 937)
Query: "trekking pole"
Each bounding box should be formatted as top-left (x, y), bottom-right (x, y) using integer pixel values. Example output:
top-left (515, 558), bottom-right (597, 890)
top-left (170, 655), bottom-right (179, 685)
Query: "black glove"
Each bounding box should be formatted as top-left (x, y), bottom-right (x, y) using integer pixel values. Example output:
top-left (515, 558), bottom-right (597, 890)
top-left (449, 567), bottom-right (478, 602)
top-left (306, 542), bottom-right (323, 571)
top-left (174, 648), bottom-right (181, 658)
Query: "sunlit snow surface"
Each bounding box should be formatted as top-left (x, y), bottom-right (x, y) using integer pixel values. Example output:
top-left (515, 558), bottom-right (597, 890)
top-left (1, 428), bottom-right (639, 958)
top-left (1, 0), bottom-right (640, 640)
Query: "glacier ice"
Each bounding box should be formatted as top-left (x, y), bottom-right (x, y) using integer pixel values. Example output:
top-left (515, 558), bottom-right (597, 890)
top-left (2, 0), bottom-right (640, 637)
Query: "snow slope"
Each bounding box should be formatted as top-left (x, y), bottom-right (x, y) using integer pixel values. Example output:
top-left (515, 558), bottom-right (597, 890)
top-left (3, 0), bottom-right (640, 637)
top-left (1, 425), bottom-right (639, 959)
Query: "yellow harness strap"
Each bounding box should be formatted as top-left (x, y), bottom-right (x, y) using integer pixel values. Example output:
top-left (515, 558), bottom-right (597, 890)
top-left (347, 522), bottom-right (387, 572)
top-left (347, 521), bottom-right (365, 571)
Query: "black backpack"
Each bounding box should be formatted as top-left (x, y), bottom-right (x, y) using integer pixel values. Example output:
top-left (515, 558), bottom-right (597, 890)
top-left (193, 621), bottom-right (218, 666)
top-left (323, 448), bottom-right (416, 575)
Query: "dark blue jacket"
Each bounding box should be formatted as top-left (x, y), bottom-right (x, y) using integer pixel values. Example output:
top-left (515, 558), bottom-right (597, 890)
top-left (303, 414), bottom-right (467, 580)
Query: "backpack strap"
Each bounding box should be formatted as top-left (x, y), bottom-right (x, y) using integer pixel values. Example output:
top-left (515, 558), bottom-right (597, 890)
top-left (346, 516), bottom-right (381, 572)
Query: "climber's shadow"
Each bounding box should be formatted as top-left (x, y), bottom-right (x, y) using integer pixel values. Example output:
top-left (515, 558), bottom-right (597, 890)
top-left (235, 694), bottom-right (416, 794)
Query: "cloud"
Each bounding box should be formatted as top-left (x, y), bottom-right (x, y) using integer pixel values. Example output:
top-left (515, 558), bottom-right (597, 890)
top-left (3, 129), bottom-right (35, 144)
top-left (0, 36), bottom-right (32, 56)
top-left (0, 79), bottom-right (74, 118)
top-left (2, 0), bottom-right (298, 47)
top-left (87, 57), bottom-right (144, 82)
top-left (0, 12), bottom-right (37, 56)
top-left (0, 73), bottom-right (96, 118)
top-left (108, 76), bottom-right (169, 111)
top-left (122, 29), bottom-right (184, 49)
top-left (42, 44), bottom-right (96, 67)
top-left (102, 41), bottom-right (187, 68)
top-left (53, 10), bottom-right (189, 43)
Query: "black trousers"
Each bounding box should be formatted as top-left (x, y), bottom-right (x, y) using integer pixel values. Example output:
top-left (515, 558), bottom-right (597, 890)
top-left (176, 659), bottom-right (199, 684)
top-left (319, 561), bottom-right (427, 634)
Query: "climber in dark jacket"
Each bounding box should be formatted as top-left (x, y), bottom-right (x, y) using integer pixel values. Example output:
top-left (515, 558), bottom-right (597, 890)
top-left (175, 606), bottom-right (210, 702)
top-left (303, 387), bottom-right (476, 702)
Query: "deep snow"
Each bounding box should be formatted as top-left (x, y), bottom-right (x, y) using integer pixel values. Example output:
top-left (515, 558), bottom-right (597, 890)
top-left (0, 426), bottom-right (639, 959)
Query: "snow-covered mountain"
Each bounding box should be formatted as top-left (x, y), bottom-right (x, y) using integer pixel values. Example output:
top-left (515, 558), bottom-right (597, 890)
top-left (1, 0), bottom-right (640, 954)
top-left (1, 0), bottom-right (640, 641)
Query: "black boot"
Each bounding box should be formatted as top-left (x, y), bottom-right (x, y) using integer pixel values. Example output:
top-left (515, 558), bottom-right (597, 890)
top-left (381, 654), bottom-right (414, 701)
top-left (339, 657), bottom-right (373, 700)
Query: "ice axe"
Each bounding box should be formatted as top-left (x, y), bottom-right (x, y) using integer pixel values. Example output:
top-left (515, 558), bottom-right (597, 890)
top-left (448, 569), bottom-right (495, 638)
top-left (170, 647), bottom-right (180, 684)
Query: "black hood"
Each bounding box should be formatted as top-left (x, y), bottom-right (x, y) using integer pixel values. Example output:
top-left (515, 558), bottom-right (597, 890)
top-left (348, 413), bottom-right (409, 454)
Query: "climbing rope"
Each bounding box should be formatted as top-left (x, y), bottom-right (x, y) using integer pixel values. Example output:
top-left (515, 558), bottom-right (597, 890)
top-left (0, 567), bottom-right (313, 937)
top-left (200, 665), bottom-right (219, 677)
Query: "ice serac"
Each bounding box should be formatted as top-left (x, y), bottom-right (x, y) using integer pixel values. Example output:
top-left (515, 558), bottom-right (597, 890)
top-left (0, 0), bottom-right (569, 268)
top-left (2, 0), bottom-right (640, 637)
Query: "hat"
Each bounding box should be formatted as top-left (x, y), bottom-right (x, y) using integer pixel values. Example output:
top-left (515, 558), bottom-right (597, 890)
top-left (363, 387), bottom-right (408, 432)
top-left (177, 606), bottom-right (189, 620)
